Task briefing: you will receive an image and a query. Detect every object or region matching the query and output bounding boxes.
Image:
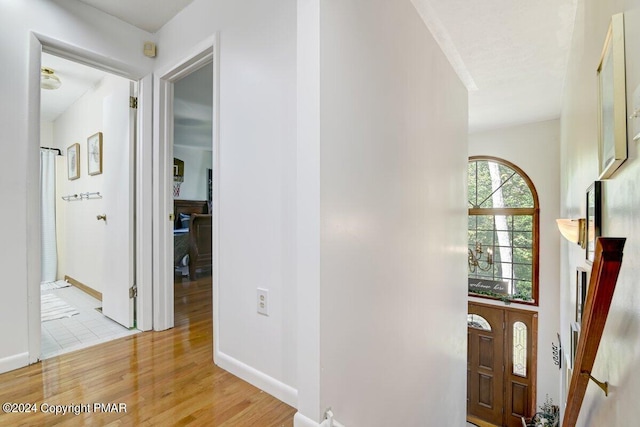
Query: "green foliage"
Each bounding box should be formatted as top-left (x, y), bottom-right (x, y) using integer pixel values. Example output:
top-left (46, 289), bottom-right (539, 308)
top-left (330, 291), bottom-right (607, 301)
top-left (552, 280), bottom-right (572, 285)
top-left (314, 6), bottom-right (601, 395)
top-left (468, 159), bottom-right (536, 301)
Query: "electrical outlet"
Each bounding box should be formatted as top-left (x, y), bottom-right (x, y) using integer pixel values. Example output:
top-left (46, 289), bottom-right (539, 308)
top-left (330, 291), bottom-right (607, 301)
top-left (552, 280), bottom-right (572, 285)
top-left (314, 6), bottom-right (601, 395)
top-left (257, 288), bottom-right (269, 316)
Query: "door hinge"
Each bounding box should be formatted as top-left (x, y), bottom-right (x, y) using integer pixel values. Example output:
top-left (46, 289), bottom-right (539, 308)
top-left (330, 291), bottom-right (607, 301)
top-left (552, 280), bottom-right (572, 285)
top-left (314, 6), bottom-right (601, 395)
top-left (129, 286), bottom-right (137, 299)
top-left (130, 96), bottom-right (138, 109)
top-left (169, 213), bottom-right (175, 222)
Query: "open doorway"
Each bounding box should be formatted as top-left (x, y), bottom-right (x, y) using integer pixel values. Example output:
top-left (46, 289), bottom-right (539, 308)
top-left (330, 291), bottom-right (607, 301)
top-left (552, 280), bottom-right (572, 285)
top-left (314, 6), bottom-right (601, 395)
top-left (39, 52), bottom-right (139, 359)
top-left (171, 62), bottom-right (214, 324)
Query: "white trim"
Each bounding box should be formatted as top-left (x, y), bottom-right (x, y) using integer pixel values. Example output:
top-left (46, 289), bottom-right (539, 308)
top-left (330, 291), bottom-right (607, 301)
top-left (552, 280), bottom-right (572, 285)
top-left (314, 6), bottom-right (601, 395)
top-left (215, 350), bottom-right (297, 408)
top-left (152, 35), bottom-right (218, 332)
top-left (294, 413), bottom-right (321, 427)
top-left (296, 0), bottom-right (321, 421)
top-left (0, 353), bottom-right (30, 375)
top-left (294, 412), bottom-right (346, 427)
top-left (211, 35), bottom-right (222, 372)
top-left (136, 74), bottom-right (154, 331)
top-left (27, 33), bottom-right (43, 365)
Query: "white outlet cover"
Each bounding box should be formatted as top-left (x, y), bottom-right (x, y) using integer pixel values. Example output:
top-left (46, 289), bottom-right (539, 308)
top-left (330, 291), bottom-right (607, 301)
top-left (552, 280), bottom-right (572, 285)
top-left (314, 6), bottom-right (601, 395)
top-left (257, 288), bottom-right (269, 316)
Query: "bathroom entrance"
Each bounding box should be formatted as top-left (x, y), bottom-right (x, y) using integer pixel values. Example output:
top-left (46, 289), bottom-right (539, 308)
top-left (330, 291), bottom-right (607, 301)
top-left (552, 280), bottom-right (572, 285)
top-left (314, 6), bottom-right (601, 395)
top-left (39, 51), bottom-right (139, 359)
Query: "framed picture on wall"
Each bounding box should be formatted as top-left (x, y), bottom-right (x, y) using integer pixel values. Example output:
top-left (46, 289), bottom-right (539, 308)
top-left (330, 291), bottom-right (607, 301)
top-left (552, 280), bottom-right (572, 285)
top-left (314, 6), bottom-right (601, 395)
top-left (87, 132), bottom-right (103, 176)
top-left (576, 268), bottom-right (588, 324)
top-left (570, 322), bottom-right (581, 369)
top-left (597, 13), bottom-right (627, 179)
top-left (67, 143), bottom-right (80, 180)
top-left (585, 181), bottom-right (602, 264)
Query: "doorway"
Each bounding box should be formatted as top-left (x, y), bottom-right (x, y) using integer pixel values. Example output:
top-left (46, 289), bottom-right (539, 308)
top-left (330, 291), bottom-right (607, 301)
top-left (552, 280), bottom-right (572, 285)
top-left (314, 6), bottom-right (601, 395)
top-left (467, 302), bottom-right (537, 427)
top-left (171, 61), bottom-right (214, 323)
top-left (153, 40), bottom-right (217, 333)
top-left (38, 52), bottom-right (139, 359)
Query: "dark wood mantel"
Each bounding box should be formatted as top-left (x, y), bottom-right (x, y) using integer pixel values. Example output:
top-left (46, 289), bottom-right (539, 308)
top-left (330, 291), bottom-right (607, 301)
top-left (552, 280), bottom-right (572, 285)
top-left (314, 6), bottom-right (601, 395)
top-left (563, 237), bottom-right (626, 427)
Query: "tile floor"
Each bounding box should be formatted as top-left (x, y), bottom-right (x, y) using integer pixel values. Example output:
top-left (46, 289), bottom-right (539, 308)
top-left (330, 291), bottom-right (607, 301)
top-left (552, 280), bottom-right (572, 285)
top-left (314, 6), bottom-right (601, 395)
top-left (41, 283), bottom-right (139, 359)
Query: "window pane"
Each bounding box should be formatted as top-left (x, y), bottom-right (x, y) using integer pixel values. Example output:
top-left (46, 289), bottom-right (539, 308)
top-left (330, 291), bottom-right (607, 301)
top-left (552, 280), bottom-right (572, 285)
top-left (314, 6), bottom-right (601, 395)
top-left (468, 158), bottom-right (537, 303)
top-left (513, 321), bottom-right (527, 376)
top-left (513, 231), bottom-right (532, 248)
top-left (468, 314), bottom-right (492, 331)
top-left (501, 174), bottom-right (534, 208)
top-left (513, 247), bottom-right (533, 264)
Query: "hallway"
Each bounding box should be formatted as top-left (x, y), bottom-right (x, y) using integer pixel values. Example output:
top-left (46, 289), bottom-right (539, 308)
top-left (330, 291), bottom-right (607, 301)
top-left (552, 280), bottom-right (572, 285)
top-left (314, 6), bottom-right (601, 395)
top-left (0, 275), bottom-right (295, 426)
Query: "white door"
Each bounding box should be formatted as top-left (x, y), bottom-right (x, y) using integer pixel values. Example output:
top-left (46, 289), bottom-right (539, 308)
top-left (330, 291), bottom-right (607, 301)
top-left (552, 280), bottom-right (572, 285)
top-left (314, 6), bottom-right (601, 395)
top-left (102, 80), bottom-right (135, 328)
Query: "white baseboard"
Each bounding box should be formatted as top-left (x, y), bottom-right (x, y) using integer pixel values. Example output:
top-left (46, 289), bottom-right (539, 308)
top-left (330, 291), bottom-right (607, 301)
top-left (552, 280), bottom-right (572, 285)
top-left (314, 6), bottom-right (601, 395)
top-left (294, 412), bottom-right (321, 427)
top-left (214, 350), bottom-right (297, 407)
top-left (294, 412), bottom-right (345, 427)
top-left (0, 352), bottom-right (29, 374)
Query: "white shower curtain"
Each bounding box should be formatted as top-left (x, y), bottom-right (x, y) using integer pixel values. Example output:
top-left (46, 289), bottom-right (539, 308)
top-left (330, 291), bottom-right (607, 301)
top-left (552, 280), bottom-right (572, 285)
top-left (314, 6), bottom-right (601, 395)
top-left (40, 149), bottom-right (58, 283)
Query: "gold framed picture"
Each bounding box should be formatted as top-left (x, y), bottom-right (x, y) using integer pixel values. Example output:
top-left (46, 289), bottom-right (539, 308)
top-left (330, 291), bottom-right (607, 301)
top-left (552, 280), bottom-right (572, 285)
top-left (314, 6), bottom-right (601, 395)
top-left (597, 13), bottom-right (627, 179)
top-left (67, 143), bottom-right (80, 180)
top-left (87, 132), bottom-right (103, 176)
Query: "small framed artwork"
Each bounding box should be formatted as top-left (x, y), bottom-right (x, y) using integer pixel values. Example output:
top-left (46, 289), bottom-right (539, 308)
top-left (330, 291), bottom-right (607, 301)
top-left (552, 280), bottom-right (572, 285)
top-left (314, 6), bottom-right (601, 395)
top-left (585, 181), bottom-right (602, 264)
top-left (575, 268), bottom-right (588, 324)
top-left (597, 13), bottom-right (627, 179)
top-left (67, 143), bottom-right (80, 180)
top-left (570, 322), bottom-right (581, 369)
top-left (87, 132), bottom-right (103, 176)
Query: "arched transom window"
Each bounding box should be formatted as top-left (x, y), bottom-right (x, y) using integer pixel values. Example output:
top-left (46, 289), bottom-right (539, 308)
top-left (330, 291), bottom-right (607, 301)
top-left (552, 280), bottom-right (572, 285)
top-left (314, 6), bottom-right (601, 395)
top-left (468, 156), bottom-right (539, 304)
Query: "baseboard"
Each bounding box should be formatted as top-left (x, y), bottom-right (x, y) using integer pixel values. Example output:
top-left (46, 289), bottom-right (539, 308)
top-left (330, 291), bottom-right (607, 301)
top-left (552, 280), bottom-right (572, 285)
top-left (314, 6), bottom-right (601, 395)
top-left (214, 349), bottom-right (297, 408)
top-left (294, 412), bottom-right (346, 427)
top-left (294, 412), bottom-right (321, 427)
top-left (64, 275), bottom-right (102, 301)
top-left (0, 352), bottom-right (29, 374)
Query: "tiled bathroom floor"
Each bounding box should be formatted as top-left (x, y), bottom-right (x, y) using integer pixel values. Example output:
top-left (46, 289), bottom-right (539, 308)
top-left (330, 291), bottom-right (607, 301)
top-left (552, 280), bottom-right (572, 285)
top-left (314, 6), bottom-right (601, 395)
top-left (41, 283), bottom-right (139, 359)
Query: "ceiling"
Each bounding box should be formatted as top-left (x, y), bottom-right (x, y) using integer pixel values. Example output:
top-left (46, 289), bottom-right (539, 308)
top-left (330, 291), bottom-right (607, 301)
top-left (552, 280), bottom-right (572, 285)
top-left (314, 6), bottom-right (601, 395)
top-left (72, 0), bottom-right (578, 133)
top-left (40, 53), bottom-right (108, 122)
top-left (78, 0), bottom-right (194, 33)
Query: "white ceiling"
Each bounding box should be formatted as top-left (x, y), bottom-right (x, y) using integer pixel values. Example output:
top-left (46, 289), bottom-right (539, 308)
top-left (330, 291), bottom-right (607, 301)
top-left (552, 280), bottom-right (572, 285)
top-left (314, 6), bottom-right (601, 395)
top-left (78, 0), bottom-right (194, 33)
top-left (41, 53), bottom-right (108, 122)
top-left (412, 0), bottom-right (577, 132)
top-left (73, 0), bottom-right (578, 133)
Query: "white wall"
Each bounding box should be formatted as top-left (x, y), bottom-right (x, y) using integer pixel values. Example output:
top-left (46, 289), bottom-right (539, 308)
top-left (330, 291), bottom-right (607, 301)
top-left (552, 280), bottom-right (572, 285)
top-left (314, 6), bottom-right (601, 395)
top-left (469, 119), bottom-right (562, 409)
top-left (51, 74), bottom-right (131, 293)
top-left (173, 145), bottom-right (212, 201)
top-left (0, 0), bottom-right (153, 373)
top-left (155, 0), bottom-right (298, 403)
top-left (40, 122), bottom-right (54, 147)
top-left (317, 0), bottom-right (468, 424)
top-left (560, 0), bottom-right (640, 425)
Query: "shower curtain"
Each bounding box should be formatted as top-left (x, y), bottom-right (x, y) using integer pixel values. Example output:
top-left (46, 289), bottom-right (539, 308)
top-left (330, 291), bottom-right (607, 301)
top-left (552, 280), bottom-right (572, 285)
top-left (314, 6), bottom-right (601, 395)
top-left (40, 149), bottom-right (58, 283)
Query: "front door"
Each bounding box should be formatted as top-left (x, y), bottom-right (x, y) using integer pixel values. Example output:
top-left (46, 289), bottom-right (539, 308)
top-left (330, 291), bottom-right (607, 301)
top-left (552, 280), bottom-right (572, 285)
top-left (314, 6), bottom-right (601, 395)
top-left (468, 302), bottom-right (537, 427)
top-left (468, 303), bottom-right (504, 425)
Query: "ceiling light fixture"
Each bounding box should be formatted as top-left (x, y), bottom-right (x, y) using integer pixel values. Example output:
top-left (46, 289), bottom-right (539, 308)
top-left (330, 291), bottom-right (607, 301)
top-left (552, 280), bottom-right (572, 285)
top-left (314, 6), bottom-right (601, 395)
top-left (41, 67), bottom-right (61, 90)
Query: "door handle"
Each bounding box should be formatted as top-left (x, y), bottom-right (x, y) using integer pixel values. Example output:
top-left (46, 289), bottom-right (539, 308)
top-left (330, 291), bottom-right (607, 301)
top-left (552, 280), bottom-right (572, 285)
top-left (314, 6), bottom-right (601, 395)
top-left (97, 214), bottom-right (107, 221)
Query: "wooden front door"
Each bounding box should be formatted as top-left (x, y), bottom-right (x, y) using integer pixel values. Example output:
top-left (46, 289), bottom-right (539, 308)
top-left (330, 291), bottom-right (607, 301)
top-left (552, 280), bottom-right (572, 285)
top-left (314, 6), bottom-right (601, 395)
top-left (468, 303), bottom-right (504, 425)
top-left (468, 303), bottom-right (537, 427)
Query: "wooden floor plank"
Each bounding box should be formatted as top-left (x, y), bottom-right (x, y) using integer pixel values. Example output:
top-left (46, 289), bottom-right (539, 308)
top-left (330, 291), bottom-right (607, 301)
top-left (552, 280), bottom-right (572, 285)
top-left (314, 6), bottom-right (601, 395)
top-left (0, 274), bottom-right (296, 426)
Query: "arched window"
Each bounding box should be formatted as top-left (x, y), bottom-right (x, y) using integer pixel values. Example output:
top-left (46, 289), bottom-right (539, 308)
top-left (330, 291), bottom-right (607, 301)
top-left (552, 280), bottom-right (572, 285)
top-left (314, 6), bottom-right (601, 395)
top-left (468, 156), bottom-right (539, 304)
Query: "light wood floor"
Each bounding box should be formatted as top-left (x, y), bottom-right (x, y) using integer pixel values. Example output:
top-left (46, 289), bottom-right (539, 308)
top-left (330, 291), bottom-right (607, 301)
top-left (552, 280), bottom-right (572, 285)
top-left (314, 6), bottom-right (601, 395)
top-left (0, 274), bottom-right (296, 426)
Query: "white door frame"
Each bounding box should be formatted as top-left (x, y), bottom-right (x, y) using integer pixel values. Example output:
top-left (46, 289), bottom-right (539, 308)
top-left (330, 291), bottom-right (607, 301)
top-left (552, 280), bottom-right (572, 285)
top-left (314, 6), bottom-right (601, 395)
top-left (26, 33), bottom-right (154, 363)
top-left (152, 35), bottom-right (219, 334)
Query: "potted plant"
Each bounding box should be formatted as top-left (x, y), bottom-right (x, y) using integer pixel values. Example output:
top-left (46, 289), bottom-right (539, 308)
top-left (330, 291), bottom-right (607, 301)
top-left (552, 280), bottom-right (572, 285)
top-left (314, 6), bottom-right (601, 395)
top-left (522, 395), bottom-right (559, 427)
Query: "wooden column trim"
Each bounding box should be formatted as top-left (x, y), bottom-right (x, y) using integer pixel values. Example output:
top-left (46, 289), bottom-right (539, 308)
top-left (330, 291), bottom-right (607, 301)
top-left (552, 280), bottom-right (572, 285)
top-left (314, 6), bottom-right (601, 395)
top-left (563, 237), bottom-right (626, 427)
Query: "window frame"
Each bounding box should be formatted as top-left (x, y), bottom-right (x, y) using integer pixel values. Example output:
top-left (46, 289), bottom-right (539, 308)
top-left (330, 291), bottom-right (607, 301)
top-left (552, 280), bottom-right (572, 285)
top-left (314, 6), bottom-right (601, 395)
top-left (468, 156), bottom-right (540, 306)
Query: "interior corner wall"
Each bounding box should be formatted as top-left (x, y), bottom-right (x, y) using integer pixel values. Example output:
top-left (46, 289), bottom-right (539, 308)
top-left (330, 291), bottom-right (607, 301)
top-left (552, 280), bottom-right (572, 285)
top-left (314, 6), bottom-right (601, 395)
top-left (172, 145), bottom-right (213, 201)
top-left (155, 0), bottom-right (298, 400)
top-left (468, 119), bottom-right (562, 409)
top-left (560, 0), bottom-right (640, 425)
top-left (0, 0), bottom-right (153, 373)
top-left (318, 0), bottom-right (468, 424)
